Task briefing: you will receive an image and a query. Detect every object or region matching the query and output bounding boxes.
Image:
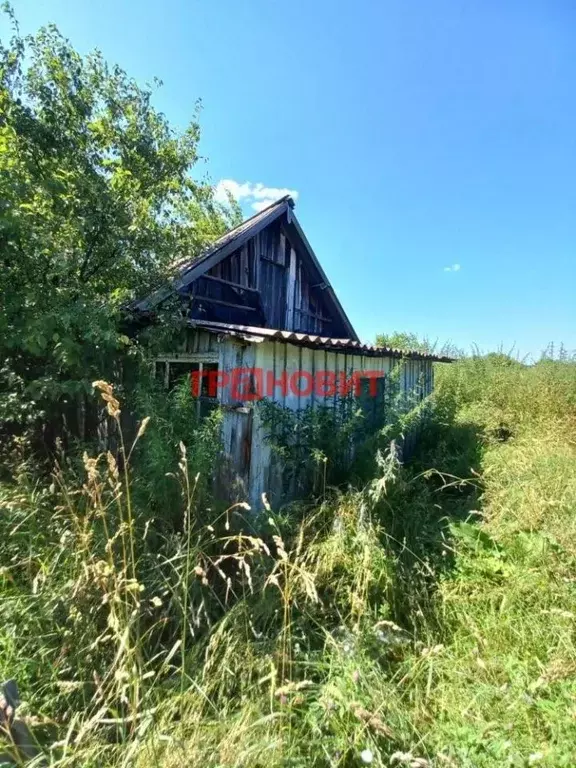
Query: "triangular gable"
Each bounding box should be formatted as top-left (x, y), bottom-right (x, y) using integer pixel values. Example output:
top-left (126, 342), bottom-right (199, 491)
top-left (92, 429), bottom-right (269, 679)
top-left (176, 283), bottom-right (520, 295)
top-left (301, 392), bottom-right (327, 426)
top-left (134, 196), bottom-right (358, 341)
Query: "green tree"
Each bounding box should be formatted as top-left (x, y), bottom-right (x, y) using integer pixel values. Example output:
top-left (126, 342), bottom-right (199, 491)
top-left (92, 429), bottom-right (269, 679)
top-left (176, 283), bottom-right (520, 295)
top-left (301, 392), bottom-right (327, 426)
top-left (0, 8), bottom-right (238, 451)
top-left (375, 331), bottom-right (462, 359)
top-left (375, 331), bottom-right (433, 353)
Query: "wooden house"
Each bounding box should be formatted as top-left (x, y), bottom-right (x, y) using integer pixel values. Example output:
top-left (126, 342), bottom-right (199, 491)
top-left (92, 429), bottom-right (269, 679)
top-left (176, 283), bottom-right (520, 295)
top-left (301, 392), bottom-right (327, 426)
top-left (134, 196), bottom-right (450, 510)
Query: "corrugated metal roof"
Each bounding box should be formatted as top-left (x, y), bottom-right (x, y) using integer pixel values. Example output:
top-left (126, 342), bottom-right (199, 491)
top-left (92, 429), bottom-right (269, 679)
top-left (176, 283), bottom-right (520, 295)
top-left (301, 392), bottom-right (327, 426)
top-left (190, 320), bottom-right (453, 362)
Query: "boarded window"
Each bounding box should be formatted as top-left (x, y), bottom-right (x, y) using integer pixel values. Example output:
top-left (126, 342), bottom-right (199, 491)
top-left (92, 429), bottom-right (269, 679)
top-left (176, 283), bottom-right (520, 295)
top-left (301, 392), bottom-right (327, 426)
top-left (168, 362), bottom-right (199, 390)
top-left (155, 359), bottom-right (219, 419)
top-left (201, 362), bottom-right (219, 397)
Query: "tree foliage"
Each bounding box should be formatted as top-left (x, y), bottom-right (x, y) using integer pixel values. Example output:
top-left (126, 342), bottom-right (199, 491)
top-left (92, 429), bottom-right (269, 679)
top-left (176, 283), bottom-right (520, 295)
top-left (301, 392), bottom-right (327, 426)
top-left (0, 7), bottom-right (238, 448)
top-left (375, 330), bottom-right (462, 359)
top-left (375, 331), bottom-right (435, 354)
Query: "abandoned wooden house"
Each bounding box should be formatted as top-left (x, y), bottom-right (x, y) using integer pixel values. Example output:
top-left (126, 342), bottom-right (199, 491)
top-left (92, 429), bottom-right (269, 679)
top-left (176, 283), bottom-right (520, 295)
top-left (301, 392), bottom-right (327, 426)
top-left (133, 196), bottom-right (451, 509)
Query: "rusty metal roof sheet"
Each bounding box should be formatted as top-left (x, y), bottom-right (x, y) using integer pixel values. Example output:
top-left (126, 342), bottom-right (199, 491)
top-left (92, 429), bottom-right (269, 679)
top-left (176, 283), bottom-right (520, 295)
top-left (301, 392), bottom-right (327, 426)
top-left (190, 320), bottom-right (453, 362)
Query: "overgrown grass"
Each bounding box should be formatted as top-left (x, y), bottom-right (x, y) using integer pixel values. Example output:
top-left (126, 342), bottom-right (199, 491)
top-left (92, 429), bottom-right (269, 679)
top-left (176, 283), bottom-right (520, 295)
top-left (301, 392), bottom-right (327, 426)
top-left (1, 355), bottom-right (576, 766)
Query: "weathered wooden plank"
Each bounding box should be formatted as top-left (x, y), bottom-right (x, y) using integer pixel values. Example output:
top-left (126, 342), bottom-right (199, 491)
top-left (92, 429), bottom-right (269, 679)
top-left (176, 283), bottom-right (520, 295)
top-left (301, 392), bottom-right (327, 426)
top-left (286, 245), bottom-right (297, 329)
top-left (232, 251), bottom-right (240, 285)
top-left (300, 264), bottom-right (310, 330)
top-left (249, 339), bottom-right (279, 509)
top-left (259, 258), bottom-right (287, 328)
top-left (298, 309), bottom-right (333, 323)
top-left (276, 232), bottom-right (290, 276)
top-left (278, 344), bottom-right (304, 501)
top-left (156, 351), bottom-right (219, 363)
top-left (215, 339), bottom-right (255, 503)
top-left (313, 348), bottom-right (325, 407)
top-left (298, 346), bottom-right (314, 408)
top-left (200, 273), bottom-right (261, 293)
top-left (194, 296), bottom-right (259, 312)
top-left (239, 244), bottom-right (249, 286)
top-left (293, 259), bottom-right (302, 330)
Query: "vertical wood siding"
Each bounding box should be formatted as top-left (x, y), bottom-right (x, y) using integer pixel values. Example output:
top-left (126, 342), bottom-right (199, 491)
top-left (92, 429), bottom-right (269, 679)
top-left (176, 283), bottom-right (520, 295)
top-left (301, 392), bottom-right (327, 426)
top-left (216, 339), bottom-right (257, 503)
top-left (204, 221), bottom-right (345, 335)
top-left (245, 340), bottom-right (433, 510)
top-left (171, 332), bottom-right (436, 511)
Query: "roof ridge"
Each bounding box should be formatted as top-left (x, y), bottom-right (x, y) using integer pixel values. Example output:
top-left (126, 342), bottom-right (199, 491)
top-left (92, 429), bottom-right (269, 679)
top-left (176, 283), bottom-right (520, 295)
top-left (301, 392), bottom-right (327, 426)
top-left (211, 194), bottom-right (294, 246)
top-left (174, 195), bottom-right (292, 275)
top-left (234, 194), bottom-right (294, 226)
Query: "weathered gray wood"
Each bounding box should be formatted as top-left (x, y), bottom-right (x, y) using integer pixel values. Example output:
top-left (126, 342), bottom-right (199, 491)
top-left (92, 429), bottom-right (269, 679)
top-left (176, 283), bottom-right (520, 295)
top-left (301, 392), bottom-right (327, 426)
top-left (286, 245), bottom-right (296, 328)
top-left (193, 296), bottom-right (258, 312)
top-left (200, 274), bottom-right (260, 293)
top-left (133, 201), bottom-right (291, 311)
top-left (299, 310), bottom-right (333, 323)
top-left (283, 216), bottom-right (357, 339)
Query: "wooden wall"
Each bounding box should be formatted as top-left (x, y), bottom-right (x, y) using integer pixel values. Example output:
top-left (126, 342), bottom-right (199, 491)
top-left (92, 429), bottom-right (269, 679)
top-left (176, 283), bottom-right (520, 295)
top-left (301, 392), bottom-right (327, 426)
top-left (159, 330), bottom-right (434, 512)
top-left (247, 340), bottom-right (434, 510)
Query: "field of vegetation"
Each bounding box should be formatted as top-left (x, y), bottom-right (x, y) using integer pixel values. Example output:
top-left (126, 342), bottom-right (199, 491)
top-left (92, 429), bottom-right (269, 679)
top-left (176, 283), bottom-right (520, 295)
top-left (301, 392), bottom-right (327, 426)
top-left (2, 11), bottom-right (576, 767)
top-left (1, 354), bottom-right (576, 767)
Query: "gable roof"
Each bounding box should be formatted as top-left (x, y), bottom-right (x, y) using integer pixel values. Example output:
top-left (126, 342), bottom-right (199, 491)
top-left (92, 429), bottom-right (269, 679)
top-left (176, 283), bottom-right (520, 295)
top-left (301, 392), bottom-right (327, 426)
top-left (173, 195), bottom-right (293, 276)
top-left (133, 196), bottom-right (359, 341)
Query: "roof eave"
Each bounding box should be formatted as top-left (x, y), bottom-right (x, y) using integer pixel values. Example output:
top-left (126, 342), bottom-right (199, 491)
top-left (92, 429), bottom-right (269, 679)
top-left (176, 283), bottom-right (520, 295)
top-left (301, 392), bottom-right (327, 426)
top-left (188, 319), bottom-right (453, 362)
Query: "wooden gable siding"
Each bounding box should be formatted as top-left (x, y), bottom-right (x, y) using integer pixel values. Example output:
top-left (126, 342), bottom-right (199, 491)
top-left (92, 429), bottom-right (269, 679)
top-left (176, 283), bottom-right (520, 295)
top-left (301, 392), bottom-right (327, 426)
top-left (201, 219), bottom-right (344, 336)
top-left (188, 274), bottom-right (265, 326)
top-left (206, 239), bottom-right (256, 287)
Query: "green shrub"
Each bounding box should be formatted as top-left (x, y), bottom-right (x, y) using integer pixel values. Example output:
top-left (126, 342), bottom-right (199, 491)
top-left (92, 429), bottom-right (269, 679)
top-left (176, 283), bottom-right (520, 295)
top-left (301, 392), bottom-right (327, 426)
top-left (130, 376), bottom-right (223, 530)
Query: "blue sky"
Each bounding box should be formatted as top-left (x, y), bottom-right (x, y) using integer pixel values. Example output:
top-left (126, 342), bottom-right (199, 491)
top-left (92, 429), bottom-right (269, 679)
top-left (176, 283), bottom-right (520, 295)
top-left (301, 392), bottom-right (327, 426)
top-left (10, 0), bottom-right (576, 357)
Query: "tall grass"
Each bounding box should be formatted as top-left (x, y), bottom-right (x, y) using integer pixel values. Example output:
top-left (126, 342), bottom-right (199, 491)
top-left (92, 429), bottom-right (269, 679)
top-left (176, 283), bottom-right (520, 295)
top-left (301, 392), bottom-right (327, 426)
top-left (0, 381), bottom-right (241, 765)
top-left (1, 355), bottom-right (576, 766)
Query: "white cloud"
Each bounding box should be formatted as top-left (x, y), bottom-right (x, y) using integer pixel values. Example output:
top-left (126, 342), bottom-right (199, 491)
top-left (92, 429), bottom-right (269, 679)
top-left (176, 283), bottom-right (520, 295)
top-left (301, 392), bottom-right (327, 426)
top-left (443, 263), bottom-right (461, 273)
top-left (250, 199), bottom-right (277, 213)
top-left (215, 179), bottom-right (299, 212)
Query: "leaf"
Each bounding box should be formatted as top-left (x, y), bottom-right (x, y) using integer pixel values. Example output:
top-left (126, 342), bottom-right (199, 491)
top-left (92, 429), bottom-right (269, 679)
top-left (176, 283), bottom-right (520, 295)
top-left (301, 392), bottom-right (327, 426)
top-left (450, 521), bottom-right (499, 553)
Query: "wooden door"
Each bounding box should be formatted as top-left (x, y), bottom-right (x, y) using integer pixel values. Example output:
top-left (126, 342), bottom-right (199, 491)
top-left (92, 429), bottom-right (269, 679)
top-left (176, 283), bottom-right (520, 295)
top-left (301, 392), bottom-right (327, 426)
top-left (219, 406), bottom-right (253, 504)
